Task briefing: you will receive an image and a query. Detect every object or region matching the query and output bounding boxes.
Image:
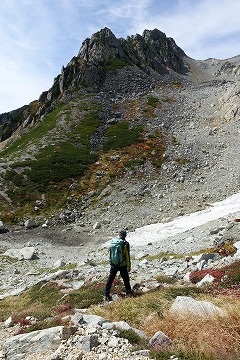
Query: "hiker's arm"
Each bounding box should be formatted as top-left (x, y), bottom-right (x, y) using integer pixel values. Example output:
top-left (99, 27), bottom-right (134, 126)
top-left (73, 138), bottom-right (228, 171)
top-left (126, 242), bottom-right (131, 271)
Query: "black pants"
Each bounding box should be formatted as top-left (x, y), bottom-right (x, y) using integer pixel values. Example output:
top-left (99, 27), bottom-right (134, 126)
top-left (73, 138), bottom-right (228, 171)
top-left (104, 265), bottom-right (132, 296)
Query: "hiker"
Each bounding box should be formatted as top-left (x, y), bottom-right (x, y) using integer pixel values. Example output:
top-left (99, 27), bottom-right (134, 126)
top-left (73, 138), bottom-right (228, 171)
top-left (104, 229), bottom-right (133, 301)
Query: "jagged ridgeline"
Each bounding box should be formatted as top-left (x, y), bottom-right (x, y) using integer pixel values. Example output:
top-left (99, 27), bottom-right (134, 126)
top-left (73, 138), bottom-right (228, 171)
top-left (0, 27), bottom-right (187, 221)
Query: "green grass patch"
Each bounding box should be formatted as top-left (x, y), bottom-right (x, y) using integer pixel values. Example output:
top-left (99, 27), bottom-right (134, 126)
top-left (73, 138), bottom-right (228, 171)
top-left (147, 95), bottom-right (159, 107)
top-left (117, 329), bottom-right (144, 345)
top-left (70, 111), bottom-right (102, 146)
top-left (155, 274), bottom-right (178, 284)
top-left (103, 122), bottom-right (143, 151)
top-left (124, 159), bottom-right (145, 168)
top-left (162, 286), bottom-right (204, 300)
top-left (61, 282), bottom-right (104, 308)
top-left (146, 252), bottom-right (184, 261)
top-left (4, 106), bottom-right (102, 202)
top-left (5, 141), bottom-right (98, 194)
top-left (0, 280), bottom-right (104, 323)
top-left (37, 263), bottom-right (78, 275)
top-left (0, 282), bottom-right (63, 321)
top-left (27, 143), bottom-right (96, 183)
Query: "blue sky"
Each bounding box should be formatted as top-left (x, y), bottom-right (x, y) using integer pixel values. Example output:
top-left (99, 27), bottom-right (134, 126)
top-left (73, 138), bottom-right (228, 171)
top-left (1, 0), bottom-right (240, 113)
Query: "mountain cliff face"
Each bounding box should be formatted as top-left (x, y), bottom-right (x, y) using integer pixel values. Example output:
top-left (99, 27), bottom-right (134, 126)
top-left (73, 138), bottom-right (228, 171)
top-left (0, 28), bottom-right (240, 231)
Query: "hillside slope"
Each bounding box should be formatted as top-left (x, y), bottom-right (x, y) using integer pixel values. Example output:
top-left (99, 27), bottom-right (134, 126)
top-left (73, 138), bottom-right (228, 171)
top-left (0, 28), bottom-right (240, 234)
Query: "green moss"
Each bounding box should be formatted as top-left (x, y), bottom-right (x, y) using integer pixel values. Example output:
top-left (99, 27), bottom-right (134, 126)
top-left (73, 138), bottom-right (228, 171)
top-left (4, 170), bottom-right (25, 187)
top-left (27, 283), bottom-right (62, 307)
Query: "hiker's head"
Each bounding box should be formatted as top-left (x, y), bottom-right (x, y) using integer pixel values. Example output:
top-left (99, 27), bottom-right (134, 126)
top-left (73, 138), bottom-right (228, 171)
top-left (119, 229), bottom-right (127, 239)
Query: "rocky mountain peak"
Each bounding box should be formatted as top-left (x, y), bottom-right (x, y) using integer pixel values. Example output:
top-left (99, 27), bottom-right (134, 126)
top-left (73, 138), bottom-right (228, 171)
top-left (78, 27), bottom-right (126, 63)
top-left (77, 27), bottom-right (186, 73)
top-left (125, 28), bottom-right (186, 74)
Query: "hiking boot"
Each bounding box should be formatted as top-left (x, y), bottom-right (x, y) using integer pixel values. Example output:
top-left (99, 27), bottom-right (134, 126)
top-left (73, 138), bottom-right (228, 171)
top-left (126, 291), bottom-right (135, 298)
top-left (104, 295), bottom-right (113, 301)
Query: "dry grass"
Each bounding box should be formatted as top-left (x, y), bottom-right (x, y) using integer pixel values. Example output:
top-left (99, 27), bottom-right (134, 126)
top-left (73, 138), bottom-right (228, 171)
top-left (89, 289), bottom-right (240, 359)
top-left (158, 310), bottom-right (240, 359)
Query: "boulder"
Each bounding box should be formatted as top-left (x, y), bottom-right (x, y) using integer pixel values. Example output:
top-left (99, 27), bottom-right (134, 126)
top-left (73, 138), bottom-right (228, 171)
top-left (191, 253), bottom-right (219, 265)
top-left (3, 247), bottom-right (36, 260)
top-left (24, 219), bottom-right (38, 229)
top-left (169, 296), bottom-right (225, 317)
top-left (3, 326), bottom-right (62, 359)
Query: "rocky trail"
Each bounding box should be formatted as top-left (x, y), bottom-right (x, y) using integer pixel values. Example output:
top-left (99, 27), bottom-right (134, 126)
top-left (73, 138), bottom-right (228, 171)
top-left (0, 196), bottom-right (240, 358)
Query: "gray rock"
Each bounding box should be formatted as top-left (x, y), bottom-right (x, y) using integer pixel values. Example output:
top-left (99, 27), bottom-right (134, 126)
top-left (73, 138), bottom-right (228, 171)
top-left (53, 258), bottom-right (66, 268)
top-left (149, 331), bottom-right (172, 351)
top-left (0, 221), bottom-right (8, 233)
top-left (4, 316), bottom-right (14, 328)
top-left (82, 314), bottom-right (110, 327)
top-left (0, 220), bottom-right (4, 230)
top-left (112, 320), bottom-right (147, 339)
top-left (210, 226), bottom-right (225, 235)
top-left (76, 334), bottom-right (99, 352)
top-left (163, 266), bottom-right (178, 276)
top-left (93, 221), bottom-right (101, 230)
top-left (169, 296), bottom-right (225, 317)
top-left (3, 247), bottom-right (36, 260)
top-left (191, 253), bottom-right (219, 265)
top-left (3, 326), bottom-right (62, 359)
top-left (24, 219), bottom-right (38, 229)
top-left (196, 274), bottom-right (215, 287)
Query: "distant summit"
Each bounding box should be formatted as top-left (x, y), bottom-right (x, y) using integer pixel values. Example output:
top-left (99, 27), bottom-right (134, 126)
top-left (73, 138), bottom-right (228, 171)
top-left (78, 27), bottom-right (186, 72)
top-left (0, 27), bottom-right (187, 142)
